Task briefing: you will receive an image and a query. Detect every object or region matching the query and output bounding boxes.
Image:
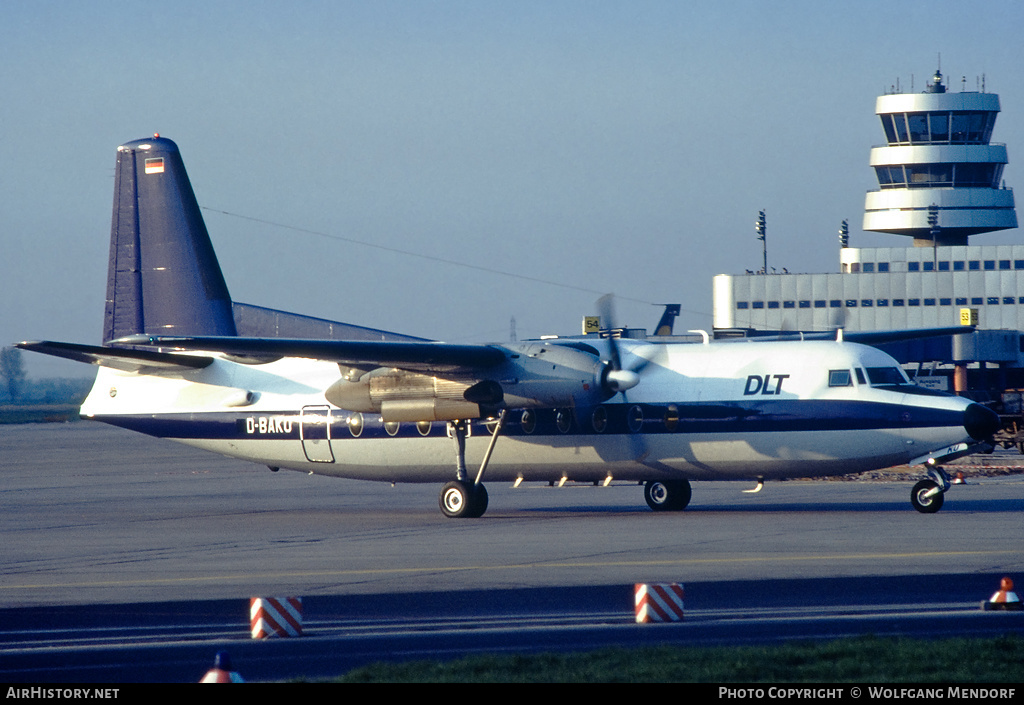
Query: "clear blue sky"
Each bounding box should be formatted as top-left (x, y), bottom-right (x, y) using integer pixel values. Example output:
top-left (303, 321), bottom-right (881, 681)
top-left (3, 0), bottom-right (1022, 377)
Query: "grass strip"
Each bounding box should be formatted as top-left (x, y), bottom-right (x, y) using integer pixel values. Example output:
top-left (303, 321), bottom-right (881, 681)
top-left (332, 634), bottom-right (1024, 683)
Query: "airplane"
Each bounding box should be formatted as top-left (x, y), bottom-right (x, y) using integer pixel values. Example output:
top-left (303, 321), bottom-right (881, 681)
top-left (18, 135), bottom-right (1001, 518)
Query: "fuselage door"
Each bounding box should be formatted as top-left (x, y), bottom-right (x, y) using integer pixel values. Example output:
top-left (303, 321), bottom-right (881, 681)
top-left (301, 405), bottom-right (335, 463)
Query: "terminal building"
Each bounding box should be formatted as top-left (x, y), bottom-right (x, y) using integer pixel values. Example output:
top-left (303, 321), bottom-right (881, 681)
top-left (712, 69), bottom-right (1020, 392)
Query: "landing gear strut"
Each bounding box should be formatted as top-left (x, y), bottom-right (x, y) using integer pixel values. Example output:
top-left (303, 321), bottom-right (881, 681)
top-left (644, 479), bottom-right (692, 511)
top-left (439, 411), bottom-right (506, 518)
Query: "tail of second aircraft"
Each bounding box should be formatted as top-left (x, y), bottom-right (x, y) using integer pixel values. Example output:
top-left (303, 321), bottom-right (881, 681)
top-left (103, 135), bottom-right (237, 344)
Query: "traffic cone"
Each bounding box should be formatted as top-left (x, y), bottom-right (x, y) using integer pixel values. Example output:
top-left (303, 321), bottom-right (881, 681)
top-left (982, 577), bottom-right (1022, 611)
top-left (200, 651), bottom-right (245, 682)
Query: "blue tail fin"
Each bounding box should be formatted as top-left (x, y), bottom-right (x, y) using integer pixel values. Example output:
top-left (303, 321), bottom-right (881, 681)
top-left (103, 136), bottom-right (237, 344)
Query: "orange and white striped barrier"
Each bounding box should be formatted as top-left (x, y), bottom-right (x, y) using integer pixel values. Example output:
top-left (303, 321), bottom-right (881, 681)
top-left (250, 597), bottom-right (304, 638)
top-left (634, 583), bottom-right (685, 623)
top-left (982, 577), bottom-right (1022, 611)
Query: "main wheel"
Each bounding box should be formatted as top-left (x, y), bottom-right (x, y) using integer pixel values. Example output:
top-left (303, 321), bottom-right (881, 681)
top-left (911, 479), bottom-right (944, 514)
top-left (467, 483), bottom-right (488, 518)
top-left (439, 481), bottom-right (488, 518)
top-left (644, 479), bottom-right (692, 511)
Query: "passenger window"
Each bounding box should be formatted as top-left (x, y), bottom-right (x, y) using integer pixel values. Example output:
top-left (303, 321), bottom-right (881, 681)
top-left (829, 370), bottom-right (852, 387)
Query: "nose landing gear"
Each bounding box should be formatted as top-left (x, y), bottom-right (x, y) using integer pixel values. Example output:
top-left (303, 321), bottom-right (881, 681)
top-left (910, 467), bottom-right (950, 514)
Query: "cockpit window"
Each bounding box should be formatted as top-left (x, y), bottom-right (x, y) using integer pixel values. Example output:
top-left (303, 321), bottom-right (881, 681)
top-left (828, 369), bottom-right (852, 387)
top-left (855, 368), bottom-right (867, 385)
top-left (866, 366), bottom-right (909, 386)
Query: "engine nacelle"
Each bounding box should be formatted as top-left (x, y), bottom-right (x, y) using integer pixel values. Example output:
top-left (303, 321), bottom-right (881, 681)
top-left (323, 342), bottom-right (613, 422)
top-left (325, 370), bottom-right (502, 422)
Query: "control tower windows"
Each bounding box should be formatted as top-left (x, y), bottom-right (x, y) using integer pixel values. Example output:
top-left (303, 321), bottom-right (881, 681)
top-left (880, 111), bottom-right (996, 145)
top-left (888, 114), bottom-right (909, 143)
top-left (968, 112), bottom-right (995, 143)
top-left (950, 112), bottom-right (969, 142)
top-left (874, 163), bottom-right (1001, 189)
top-left (908, 113), bottom-right (929, 143)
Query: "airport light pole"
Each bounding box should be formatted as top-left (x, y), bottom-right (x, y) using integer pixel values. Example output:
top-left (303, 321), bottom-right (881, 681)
top-left (755, 210), bottom-right (767, 274)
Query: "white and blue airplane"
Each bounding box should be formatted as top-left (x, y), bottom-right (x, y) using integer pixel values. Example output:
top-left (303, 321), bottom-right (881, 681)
top-left (18, 136), bottom-right (1000, 517)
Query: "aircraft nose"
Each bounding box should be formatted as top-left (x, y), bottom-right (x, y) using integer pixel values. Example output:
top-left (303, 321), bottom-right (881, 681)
top-left (963, 403), bottom-right (1000, 442)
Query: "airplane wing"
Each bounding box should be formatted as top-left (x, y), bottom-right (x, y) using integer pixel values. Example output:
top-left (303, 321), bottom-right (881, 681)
top-left (15, 341), bottom-right (214, 373)
top-left (111, 335), bottom-right (508, 374)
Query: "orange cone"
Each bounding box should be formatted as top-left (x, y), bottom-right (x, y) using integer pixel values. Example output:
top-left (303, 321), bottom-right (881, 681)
top-left (982, 577), bottom-right (1022, 611)
top-left (200, 651), bottom-right (245, 682)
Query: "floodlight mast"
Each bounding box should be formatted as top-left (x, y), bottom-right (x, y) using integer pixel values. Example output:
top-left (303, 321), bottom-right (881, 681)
top-left (755, 209), bottom-right (767, 274)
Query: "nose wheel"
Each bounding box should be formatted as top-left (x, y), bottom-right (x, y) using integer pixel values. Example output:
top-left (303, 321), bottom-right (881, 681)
top-left (910, 468), bottom-right (950, 514)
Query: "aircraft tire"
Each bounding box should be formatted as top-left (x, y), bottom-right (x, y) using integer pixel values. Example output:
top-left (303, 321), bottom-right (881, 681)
top-left (910, 479), bottom-right (944, 514)
top-left (644, 479), bottom-right (692, 512)
top-left (439, 480), bottom-right (488, 518)
top-left (468, 483), bottom-right (488, 518)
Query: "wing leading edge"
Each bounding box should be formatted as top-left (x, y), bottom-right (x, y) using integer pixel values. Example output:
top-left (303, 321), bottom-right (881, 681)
top-left (15, 341), bottom-right (213, 373)
top-left (112, 334), bottom-right (508, 375)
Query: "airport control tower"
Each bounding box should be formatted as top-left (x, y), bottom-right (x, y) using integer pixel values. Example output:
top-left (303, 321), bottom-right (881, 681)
top-left (713, 68), bottom-right (1020, 334)
top-left (864, 69), bottom-right (1017, 246)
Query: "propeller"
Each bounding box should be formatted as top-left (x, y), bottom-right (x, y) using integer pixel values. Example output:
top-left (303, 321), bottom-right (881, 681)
top-left (596, 294), bottom-right (651, 462)
top-left (596, 294), bottom-right (643, 397)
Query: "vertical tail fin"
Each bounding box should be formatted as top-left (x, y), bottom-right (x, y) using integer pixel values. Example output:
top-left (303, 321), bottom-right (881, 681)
top-left (103, 136), bottom-right (237, 344)
top-left (652, 304), bottom-right (681, 336)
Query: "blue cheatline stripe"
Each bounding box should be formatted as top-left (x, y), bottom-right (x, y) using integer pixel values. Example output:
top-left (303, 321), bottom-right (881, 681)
top-left (91, 399), bottom-right (965, 441)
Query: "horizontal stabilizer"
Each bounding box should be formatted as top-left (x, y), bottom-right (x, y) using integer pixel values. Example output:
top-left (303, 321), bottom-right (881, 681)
top-left (112, 335), bottom-right (507, 374)
top-left (16, 341), bottom-right (213, 373)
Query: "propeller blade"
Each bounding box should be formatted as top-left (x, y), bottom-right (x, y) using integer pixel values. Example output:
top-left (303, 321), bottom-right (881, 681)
top-left (596, 294), bottom-right (650, 462)
top-left (596, 293), bottom-right (622, 371)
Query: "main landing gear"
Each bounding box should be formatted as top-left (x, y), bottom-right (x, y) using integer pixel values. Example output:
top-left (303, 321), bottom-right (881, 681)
top-left (643, 479), bottom-right (692, 511)
top-left (440, 480), bottom-right (489, 518)
top-left (439, 411), bottom-right (506, 518)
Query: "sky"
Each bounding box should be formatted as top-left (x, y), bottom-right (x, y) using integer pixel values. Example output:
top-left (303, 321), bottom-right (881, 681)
top-left (3, 0), bottom-right (1023, 377)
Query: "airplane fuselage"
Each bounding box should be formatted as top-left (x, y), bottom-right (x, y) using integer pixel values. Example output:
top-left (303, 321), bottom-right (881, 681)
top-left (80, 338), bottom-right (981, 485)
